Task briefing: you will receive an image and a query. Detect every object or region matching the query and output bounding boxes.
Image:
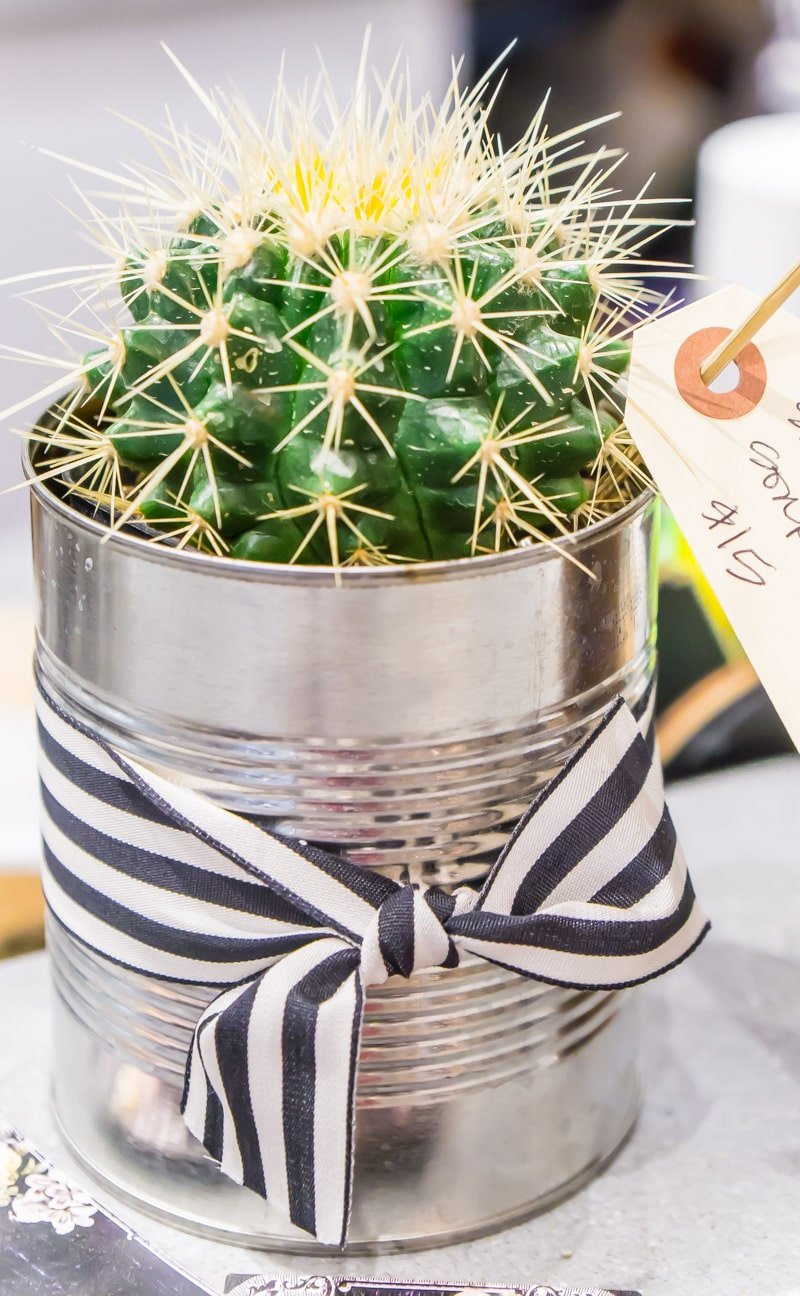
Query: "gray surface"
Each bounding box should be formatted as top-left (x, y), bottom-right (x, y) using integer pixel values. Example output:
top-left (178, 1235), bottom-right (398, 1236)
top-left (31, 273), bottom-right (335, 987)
top-left (2, 755), bottom-right (800, 1293)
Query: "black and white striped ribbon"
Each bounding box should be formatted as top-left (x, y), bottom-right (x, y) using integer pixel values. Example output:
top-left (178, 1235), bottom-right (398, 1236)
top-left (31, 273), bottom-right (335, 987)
top-left (36, 672), bottom-right (708, 1247)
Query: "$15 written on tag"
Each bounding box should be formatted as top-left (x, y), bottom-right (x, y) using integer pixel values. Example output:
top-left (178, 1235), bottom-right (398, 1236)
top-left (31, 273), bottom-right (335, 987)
top-left (625, 284), bottom-right (800, 751)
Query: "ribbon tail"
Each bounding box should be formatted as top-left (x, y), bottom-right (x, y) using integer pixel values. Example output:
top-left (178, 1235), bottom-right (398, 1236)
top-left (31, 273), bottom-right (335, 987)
top-left (182, 936), bottom-right (363, 1247)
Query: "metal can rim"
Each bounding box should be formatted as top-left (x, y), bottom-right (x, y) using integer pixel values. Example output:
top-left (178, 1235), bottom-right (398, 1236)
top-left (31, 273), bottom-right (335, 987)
top-left (23, 405), bottom-right (655, 588)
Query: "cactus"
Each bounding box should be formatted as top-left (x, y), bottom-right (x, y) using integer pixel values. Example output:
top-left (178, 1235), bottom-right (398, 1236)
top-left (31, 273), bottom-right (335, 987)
top-left (14, 50), bottom-right (663, 571)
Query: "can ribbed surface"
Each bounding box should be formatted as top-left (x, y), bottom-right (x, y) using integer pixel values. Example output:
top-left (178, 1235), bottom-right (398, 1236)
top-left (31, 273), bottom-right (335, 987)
top-left (50, 918), bottom-right (627, 1104)
top-left (29, 468), bottom-right (656, 1251)
top-left (49, 917), bottom-right (639, 1253)
top-left (37, 641), bottom-right (652, 885)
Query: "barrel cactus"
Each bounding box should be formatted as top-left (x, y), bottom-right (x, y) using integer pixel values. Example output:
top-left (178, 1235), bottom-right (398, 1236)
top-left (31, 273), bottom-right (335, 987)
top-left (16, 50), bottom-right (659, 571)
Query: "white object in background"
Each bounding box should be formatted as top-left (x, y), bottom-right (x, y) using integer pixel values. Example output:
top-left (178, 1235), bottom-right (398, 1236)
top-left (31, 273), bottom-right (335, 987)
top-left (693, 114), bottom-right (800, 308)
top-left (756, 0), bottom-right (800, 112)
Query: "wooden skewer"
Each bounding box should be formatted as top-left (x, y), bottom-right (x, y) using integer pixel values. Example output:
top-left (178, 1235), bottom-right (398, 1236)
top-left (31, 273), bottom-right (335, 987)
top-left (700, 257), bottom-right (800, 385)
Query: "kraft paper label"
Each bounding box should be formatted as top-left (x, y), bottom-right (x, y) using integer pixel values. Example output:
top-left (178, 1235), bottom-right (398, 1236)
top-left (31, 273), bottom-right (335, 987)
top-left (626, 284), bottom-right (800, 750)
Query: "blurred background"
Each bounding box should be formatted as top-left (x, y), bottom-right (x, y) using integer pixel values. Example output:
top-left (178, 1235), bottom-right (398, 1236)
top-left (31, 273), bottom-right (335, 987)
top-left (0, 0), bottom-right (798, 935)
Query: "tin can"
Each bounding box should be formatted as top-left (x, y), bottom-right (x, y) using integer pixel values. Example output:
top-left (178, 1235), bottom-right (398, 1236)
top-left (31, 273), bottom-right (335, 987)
top-left (29, 451), bottom-right (657, 1253)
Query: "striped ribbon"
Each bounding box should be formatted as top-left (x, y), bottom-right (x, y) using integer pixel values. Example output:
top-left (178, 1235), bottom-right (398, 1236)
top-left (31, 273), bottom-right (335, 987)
top-left (36, 672), bottom-right (708, 1247)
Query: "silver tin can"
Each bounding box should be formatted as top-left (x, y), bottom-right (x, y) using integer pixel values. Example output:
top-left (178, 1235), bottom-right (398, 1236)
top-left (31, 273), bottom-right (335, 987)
top-left (29, 456), bottom-right (657, 1253)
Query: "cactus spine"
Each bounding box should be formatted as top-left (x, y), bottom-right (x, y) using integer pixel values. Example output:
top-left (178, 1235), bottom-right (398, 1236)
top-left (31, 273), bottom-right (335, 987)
top-left (17, 51), bottom-right (663, 571)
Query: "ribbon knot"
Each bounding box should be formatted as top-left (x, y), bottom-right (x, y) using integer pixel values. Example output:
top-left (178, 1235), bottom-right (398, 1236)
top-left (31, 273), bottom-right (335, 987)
top-left (35, 673), bottom-right (709, 1249)
top-left (360, 884), bottom-right (477, 985)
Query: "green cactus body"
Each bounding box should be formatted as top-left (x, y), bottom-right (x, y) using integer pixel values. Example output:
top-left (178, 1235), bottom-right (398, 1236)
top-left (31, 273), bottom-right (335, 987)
top-left (27, 61), bottom-right (656, 570)
top-left (82, 230), bottom-right (632, 567)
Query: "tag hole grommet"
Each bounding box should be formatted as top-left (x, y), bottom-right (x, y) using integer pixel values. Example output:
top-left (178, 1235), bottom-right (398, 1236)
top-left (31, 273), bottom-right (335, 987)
top-left (674, 326), bottom-right (767, 421)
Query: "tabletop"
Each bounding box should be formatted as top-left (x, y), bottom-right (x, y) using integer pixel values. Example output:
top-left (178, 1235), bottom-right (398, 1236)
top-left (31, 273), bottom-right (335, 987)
top-left (1, 754), bottom-right (800, 1295)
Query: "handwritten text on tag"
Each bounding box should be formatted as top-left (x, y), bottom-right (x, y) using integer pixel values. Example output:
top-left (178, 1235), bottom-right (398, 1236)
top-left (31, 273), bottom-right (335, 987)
top-left (626, 285), bottom-right (800, 750)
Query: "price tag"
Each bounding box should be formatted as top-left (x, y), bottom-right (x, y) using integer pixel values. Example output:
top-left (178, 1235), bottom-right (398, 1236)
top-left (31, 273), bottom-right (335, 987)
top-left (626, 284), bottom-right (800, 750)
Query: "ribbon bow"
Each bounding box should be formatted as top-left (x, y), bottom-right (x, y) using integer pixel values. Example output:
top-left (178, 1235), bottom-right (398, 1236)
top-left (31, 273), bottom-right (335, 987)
top-left (35, 674), bottom-right (708, 1247)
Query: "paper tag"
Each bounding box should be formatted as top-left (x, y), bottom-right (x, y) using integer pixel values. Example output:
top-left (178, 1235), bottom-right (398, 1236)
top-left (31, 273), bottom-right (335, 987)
top-left (626, 284), bottom-right (800, 750)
